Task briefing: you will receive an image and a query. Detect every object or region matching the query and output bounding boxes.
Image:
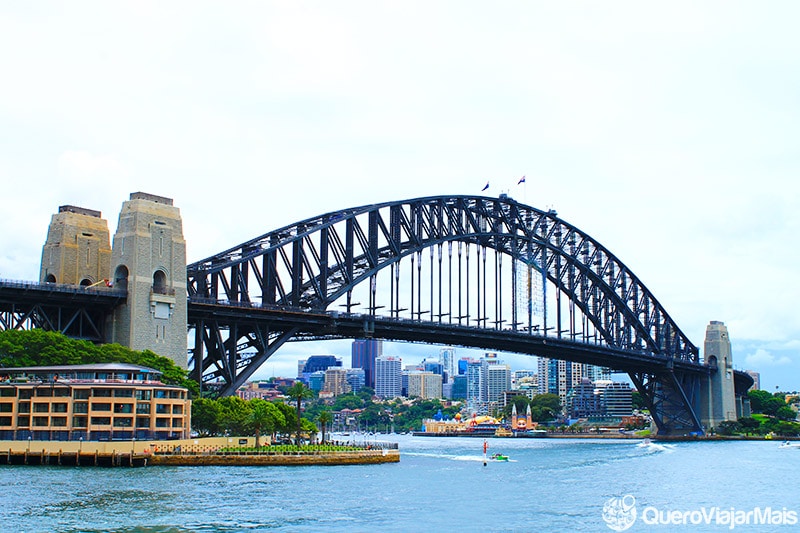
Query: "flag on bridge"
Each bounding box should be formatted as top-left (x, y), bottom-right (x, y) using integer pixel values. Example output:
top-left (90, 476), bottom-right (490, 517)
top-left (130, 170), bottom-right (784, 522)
top-left (481, 181), bottom-right (489, 191)
top-left (518, 175), bottom-right (526, 185)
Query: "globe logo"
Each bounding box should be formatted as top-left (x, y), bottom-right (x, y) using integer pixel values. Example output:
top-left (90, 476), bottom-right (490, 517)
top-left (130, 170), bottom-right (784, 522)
top-left (602, 494), bottom-right (637, 531)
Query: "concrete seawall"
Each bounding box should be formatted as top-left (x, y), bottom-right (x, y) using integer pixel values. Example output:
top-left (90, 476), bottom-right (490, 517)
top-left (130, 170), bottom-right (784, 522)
top-left (0, 438), bottom-right (400, 467)
top-left (150, 449), bottom-right (399, 466)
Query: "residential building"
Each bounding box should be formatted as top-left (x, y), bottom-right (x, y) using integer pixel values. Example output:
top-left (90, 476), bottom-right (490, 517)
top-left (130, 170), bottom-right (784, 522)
top-left (407, 372), bottom-right (443, 399)
top-left (322, 368), bottom-right (351, 397)
top-left (0, 363), bottom-right (191, 441)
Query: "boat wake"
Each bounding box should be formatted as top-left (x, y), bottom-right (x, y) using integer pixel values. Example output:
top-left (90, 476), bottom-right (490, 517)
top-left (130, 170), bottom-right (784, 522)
top-left (404, 452), bottom-right (516, 462)
top-left (635, 439), bottom-right (676, 453)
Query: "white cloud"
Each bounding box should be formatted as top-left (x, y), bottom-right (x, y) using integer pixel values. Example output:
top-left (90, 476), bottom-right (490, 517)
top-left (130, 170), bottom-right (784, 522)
top-left (744, 349), bottom-right (792, 368)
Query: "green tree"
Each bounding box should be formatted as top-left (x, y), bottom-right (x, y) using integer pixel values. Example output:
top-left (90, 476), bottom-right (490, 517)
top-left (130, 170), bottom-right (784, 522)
top-left (248, 398), bottom-right (285, 447)
top-left (738, 416), bottom-right (761, 435)
top-left (748, 389), bottom-right (775, 414)
top-left (286, 381), bottom-right (314, 445)
top-left (716, 420), bottom-right (741, 436)
top-left (217, 396), bottom-right (252, 436)
top-left (529, 393), bottom-right (561, 422)
top-left (192, 397), bottom-right (222, 436)
top-left (776, 406), bottom-right (797, 422)
top-left (317, 410), bottom-right (332, 443)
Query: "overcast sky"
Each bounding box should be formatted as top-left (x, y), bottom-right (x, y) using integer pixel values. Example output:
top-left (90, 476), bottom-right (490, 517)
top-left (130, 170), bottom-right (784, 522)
top-left (1, 2), bottom-right (798, 390)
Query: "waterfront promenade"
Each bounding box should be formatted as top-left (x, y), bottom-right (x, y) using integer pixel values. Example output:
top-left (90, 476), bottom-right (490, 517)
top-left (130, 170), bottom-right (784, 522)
top-left (0, 437), bottom-right (399, 467)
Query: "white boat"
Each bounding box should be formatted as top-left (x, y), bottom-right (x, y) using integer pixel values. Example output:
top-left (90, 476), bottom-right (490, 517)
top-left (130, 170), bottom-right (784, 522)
top-left (779, 441), bottom-right (800, 449)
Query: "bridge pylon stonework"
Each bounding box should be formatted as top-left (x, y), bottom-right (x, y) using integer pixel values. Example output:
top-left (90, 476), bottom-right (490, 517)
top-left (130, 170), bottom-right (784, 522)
top-left (107, 193), bottom-right (188, 369)
top-left (40, 205), bottom-right (111, 286)
top-left (699, 321), bottom-right (742, 432)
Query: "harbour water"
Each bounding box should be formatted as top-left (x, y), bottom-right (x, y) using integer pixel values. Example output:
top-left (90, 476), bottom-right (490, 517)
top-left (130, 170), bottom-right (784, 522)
top-left (3, 435), bottom-right (799, 532)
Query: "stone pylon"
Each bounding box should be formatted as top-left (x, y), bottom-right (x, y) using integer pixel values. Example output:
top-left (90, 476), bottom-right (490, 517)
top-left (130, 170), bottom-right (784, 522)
top-left (40, 205), bottom-right (111, 286)
top-left (107, 193), bottom-right (187, 369)
top-left (699, 320), bottom-right (737, 432)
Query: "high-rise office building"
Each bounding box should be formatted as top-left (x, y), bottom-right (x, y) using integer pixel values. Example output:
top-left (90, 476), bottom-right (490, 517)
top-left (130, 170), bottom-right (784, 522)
top-left (352, 339), bottom-right (383, 389)
top-left (345, 368), bottom-right (366, 393)
top-left (375, 356), bottom-right (402, 399)
top-left (439, 347), bottom-right (455, 383)
top-left (538, 358), bottom-right (597, 413)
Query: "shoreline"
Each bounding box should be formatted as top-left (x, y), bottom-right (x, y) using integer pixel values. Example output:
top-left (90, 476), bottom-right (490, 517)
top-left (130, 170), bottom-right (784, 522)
top-left (0, 437), bottom-right (400, 467)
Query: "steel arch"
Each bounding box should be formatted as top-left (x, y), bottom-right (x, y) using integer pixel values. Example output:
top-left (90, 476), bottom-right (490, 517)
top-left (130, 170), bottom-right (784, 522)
top-left (188, 194), bottom-right (697, 358)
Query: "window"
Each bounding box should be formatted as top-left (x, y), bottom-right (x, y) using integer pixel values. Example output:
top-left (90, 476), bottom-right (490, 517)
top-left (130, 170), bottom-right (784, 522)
top-left (73, 389), bottom-right (91, 399)
top-left (154, 390), bottom-right (167, 398)
top-left (93, 389), bottom-right (112, 397)
top-left (17, 402), bottom-right (30, 413)
top-left (114, 404), bottom-right (133, 414)
top-left (155, 418), bottom-right (169, 428)
top-left (92, 403), bottom-right (111, 412)
top-left (19, 390), bottom-right (32, 399)
top-left (33, 403), bottom-right (49, 413)
top-left (136, 417), bottom-right (150, 428)
top-left (135, 390), bottom-right (152, 400)
top-left (90, 417), bottom-right (110, 426)
top-left (0, 416), bottom-right (11, 426)
top-left (113, 417), bottom-right (132, 427)
top-left (33, 416), bottom-right (49, 427)
top-left (155, 404), bottom-right (169, 414)
top-left (52, 403), bottom-right (68, 413)
top-left (17, 416), bottom-right (30, 426)
top-left (0, 403), bottom-right (12, 413)
top-left (136, 403), bottom-right (151, 414)
top-left (36, 388), bottom-right (52, 397)
top-left (72, 416), bottom-right (88, 428)
top-left (172, 419), bottom-right (183, 427)
top-left (73, 402), bottom-right (88, 414)
top-left (51, 417), bottom-right (67, 427)
top-left (53, 388), bottom-right (70, 397)
top-left (0, 388), bottom-right (15, 397)
top-left (172, 405), bottom-right (183, 415)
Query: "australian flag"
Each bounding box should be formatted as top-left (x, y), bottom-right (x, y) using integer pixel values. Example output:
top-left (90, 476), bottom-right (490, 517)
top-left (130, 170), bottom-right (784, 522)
top-left (518, 175), bottom-right (526, 185)
top-left (482, 181), bottom-right (489, 191)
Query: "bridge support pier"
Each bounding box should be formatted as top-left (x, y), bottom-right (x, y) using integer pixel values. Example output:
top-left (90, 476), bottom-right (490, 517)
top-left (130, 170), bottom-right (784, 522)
top-left (698, 321), bottom-right (738, 432)
top-left (107, 193), bottom-right (188, 369)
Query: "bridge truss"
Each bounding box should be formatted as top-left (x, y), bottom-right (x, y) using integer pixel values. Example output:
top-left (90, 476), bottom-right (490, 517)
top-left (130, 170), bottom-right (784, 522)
top-left (187, 195), bottom-right (709, 435)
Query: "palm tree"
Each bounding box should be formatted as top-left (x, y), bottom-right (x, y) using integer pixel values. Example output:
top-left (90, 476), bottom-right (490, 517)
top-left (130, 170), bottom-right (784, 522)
top-left (286, 381), bottom-right (314, 445)
top-left (317, 410), bottom-right (332, 443)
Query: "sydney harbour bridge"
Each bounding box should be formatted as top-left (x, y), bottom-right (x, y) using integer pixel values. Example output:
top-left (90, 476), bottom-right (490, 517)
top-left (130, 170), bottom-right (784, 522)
top-left (0, 194), bottom-right (752, 435)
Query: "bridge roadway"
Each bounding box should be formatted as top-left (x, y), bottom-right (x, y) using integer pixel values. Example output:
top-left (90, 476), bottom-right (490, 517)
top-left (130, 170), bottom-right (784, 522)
top-left (0, 279), bottom-right (126, 341)
top-left (188, 298), bottom-right (710, 377)
top-left (0, 279), bottom-right (716, 378)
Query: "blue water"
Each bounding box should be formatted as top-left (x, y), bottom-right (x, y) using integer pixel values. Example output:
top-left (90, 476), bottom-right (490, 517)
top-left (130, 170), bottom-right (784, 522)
top-left (3, 435), bottom-right (799, 532)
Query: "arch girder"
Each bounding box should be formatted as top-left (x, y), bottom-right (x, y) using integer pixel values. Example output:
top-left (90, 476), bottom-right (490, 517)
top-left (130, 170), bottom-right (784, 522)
top-left (187, 195), bottom-right (697, 361)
